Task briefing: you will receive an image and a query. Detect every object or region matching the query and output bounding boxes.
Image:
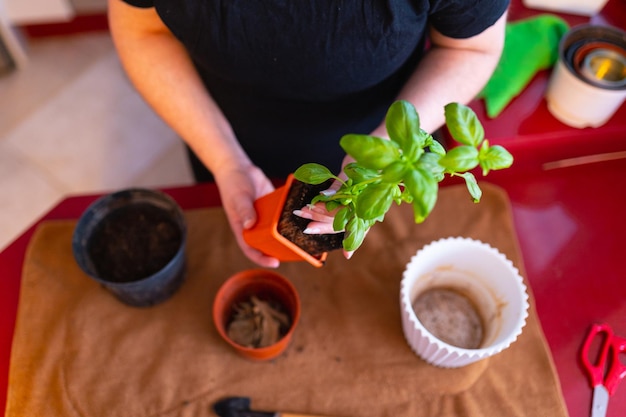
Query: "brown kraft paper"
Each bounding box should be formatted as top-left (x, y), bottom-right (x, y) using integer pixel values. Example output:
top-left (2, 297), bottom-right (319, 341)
top-left (6, 183), bottom-right (568, 417)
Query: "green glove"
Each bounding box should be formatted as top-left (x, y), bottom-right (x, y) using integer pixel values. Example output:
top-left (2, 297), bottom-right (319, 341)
top-left (479, 14), bottom-right (569, 118)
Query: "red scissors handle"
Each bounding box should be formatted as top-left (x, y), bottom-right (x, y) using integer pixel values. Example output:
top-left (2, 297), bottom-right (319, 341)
top-left (581, 323), bottom-right (626, 396)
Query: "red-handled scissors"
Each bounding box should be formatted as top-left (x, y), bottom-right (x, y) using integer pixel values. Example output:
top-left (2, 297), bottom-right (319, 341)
top-left (581, 323), bottom-right (626, 417)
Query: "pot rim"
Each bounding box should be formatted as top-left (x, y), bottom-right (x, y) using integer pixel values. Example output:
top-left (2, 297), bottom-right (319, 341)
top-left (212, 268), bottom-right (301, 360)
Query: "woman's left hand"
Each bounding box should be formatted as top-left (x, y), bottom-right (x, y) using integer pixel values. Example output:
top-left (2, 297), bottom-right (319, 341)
top-left (293, 186), bottom-right (363, 260)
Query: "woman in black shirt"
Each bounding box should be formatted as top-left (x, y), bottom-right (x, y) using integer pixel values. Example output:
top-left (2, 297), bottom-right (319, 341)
top-left (107, 0), bottom-right (509, 267)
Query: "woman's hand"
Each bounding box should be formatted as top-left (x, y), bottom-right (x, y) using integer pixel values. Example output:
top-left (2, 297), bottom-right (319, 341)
top-left (214, 164), bottom-right (281, 268)
top-left (293, 198), bottom-right (360, 260)
top-left (292, 164), bottom-right (361, 260)
top-left (293, 200), bottom-right (340, 235)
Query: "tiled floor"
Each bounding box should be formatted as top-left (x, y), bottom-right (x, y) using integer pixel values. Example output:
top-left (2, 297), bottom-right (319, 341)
top-left (0, 30), bottom-right (195, 251)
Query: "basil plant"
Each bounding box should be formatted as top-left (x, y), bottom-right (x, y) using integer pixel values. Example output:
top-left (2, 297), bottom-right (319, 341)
top-left (294, 100), bottom-right (513, 252)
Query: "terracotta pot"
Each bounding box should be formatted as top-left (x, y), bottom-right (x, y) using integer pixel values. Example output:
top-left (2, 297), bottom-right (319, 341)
top-left (243, 174), bottom-right (330, 267)
top-left (213, 269), bottom-right (301, 361)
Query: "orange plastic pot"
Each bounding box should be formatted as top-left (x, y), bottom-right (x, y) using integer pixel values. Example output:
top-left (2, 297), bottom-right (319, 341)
top-left (243, 174), bottom-right (328, 267)
top-left (212, 269), bottom-right (301, 361)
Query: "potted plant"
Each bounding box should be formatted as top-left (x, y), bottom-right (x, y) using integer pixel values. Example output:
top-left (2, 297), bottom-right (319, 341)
top-left (242, 174), bottom-right (346, 267)
top-left (243, 100), bottom-right (513, 266)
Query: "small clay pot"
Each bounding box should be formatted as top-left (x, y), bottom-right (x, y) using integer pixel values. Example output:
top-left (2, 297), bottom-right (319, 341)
top-left (213, 269), bottom-right (301, 361)
top-left (72, 188), bottom-right (187, 307)
top-left (243, 174), bottom-right (343, 267)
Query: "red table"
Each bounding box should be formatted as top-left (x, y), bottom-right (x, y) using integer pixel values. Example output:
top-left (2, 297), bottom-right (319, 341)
top-left (2, 158), bottom-right (625, 417)
top-left (2, 1), bottom-right (626, 415)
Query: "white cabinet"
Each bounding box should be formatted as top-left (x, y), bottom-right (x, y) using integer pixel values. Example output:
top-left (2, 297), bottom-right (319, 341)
top-left (3, 0), bottom-right (75, 25)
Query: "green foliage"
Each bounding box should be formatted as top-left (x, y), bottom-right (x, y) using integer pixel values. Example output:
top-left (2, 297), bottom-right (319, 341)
top-left (293, 101), bottom-right (513, 252)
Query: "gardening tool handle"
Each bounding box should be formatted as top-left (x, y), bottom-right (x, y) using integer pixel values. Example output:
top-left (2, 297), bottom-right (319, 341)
top-left (281, 413), bottom-right (335, 417)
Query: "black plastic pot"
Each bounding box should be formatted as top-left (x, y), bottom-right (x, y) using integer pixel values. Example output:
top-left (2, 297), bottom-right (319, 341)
top-left (72, 188), bottom-right (187, 307)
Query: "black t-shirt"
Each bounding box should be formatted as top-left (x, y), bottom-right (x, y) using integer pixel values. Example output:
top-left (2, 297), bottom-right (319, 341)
top-left (120, 0), bottom-right (509, 177)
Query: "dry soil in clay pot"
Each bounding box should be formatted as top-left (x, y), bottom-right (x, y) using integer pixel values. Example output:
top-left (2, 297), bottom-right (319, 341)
top-left (227, 295), bottom-right (292, 348)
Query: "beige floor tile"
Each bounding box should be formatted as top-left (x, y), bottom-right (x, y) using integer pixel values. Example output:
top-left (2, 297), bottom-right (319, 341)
top-left (5, 50), bottom-right (186, 195)
top-left (131, 141), bottom-right (195, 188)
top-left (0, 142), bottom-right (65, 251)
top-left (0, 32), bottom-right (115, 136)
top-left (0, 31), bottom-right (194, 249)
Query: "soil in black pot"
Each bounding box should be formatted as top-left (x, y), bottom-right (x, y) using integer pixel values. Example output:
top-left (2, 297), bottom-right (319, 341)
top-left (87, 203), bottom-right (183, 283)
top-left (278, 178), bottom-right (344, 256)
top-left (412, 287), bottom-right (484, 349)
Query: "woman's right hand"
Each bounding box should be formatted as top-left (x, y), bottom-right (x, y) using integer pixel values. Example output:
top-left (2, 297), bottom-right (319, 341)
top-left (214, 164), bottom-right (281, 268)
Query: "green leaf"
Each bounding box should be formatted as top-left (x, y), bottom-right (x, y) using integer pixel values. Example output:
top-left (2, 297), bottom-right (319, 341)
top-left (444, 103), bottom-right (484, 147)
top-left (340, 134), bottom-right (400, 170)
top-left (458, 172), bottom-right (482, 202)
top-left (438, 146), bottom-right (480, 172)
top-left (333, 206), bottom-right (351, 231)
top-left (355, 183), bottom-right (395, 220)
top-left (381, 161), bottom-right (408, 183)
top-left (343, 217), bottom-right (367, 252)
top-left (399, 187), bottom-right (414, 205)
top-left (426, 137), bottom-right (446, 156)
top-left (478, 143), bottom-right (514, 175)
top-left (385, 100), bottom-right (423, 160)
top-left (293, 163), bottom-right (337, 185)
top-left (403, 168), bottom-right (438, 223)
top-left (324, 200), bottom-right (343, 212)
top-left (343, 163), bottom-right (378, 182)
top-left (415, 152), bottom-right (445, 181)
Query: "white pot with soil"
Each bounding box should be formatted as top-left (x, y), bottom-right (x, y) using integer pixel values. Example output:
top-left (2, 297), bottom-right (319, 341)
top-left (400, 237), bottom-right (529, 368)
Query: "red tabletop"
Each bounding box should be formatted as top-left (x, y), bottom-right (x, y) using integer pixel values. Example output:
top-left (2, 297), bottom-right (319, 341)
top-left (2, 158), bottom-right (625, 417)
top-left (2, 1), bottom-right (626, 415)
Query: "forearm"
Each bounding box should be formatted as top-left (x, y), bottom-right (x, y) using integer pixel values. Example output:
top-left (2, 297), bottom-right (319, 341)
top-left (107, 0), bottom-right (251, 178)
top-left (396, 47), bottom-right (500, 133)
top-left (372, 11), bottom-right (508, 136)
